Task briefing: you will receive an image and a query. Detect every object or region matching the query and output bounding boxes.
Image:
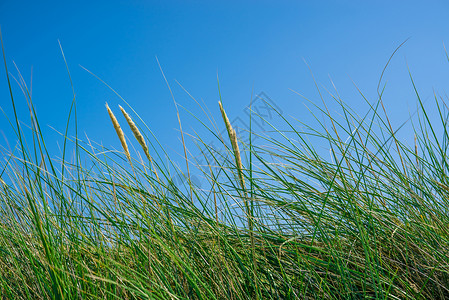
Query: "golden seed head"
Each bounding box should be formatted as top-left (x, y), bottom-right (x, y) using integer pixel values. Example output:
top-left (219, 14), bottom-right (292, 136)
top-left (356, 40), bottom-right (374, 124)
top-left (219, 101), bottom-right (232, 139)
top-left (119, 105), bottom-right (152, 163)
top-left (106, 102), bottom-right (131, 162)
top-left (218, 101), bottom-right (245, 189)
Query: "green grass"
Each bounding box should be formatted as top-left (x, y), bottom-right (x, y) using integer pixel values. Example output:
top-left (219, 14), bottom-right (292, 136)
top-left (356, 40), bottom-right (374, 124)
top-left (2, 41), bottom-right (449, 299)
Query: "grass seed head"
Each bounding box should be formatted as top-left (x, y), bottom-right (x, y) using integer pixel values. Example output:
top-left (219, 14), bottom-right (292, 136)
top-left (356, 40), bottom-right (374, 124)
top-left (119, 105), bottom-right (153, 164)
top-left (106, 102), bottom-right (131, 162)
top-left (219, 101), bottom-right (245, 189)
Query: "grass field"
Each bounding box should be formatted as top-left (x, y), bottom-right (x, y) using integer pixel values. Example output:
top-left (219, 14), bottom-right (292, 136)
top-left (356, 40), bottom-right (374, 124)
top-left (2, 41), bottom-right (449, 299)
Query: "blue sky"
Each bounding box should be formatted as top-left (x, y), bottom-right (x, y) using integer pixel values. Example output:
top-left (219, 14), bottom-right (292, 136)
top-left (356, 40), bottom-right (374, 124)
top-left (1, 1), bottom-right (449, 171)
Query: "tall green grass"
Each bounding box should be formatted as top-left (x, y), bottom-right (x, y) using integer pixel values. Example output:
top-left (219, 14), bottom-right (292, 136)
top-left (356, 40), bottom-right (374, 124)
top-left (1, 41), bottom-right (449, 299)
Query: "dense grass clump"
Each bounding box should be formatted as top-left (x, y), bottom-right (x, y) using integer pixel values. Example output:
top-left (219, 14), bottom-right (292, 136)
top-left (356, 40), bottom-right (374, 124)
top-left (2, 48), bottom-right (449, 299)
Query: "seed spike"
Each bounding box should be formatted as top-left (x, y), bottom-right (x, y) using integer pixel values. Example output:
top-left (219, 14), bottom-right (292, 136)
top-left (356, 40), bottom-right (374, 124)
top-left (119, 105), bottom-right (159, 180)
top-left (106, 102), bottom-right (131, 163)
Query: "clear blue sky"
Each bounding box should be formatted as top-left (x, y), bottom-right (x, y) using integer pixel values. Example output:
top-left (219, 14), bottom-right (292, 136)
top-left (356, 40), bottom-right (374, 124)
top-left (1, 1), bottom-right (449, 171)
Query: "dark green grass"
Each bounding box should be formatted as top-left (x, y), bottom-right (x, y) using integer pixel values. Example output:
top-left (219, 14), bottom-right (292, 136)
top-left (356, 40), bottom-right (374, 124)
top-left (1, 39), bottom-right (449, 299)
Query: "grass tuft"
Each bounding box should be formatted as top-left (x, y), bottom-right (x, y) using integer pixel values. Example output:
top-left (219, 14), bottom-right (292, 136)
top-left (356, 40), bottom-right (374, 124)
top-left (1, 47), bottom-right (449, 299)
